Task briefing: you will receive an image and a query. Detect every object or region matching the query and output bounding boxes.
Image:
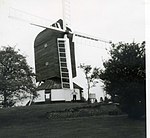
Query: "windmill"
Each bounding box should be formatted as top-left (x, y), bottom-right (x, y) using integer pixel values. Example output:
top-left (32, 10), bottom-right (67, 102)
top-left (9, 0), bottom-right (111, 103)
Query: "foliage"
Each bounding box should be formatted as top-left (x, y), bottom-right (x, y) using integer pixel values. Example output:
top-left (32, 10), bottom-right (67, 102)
top-left (94, 42), bottom-right (146, 118)
top-left (0, 46), bottom-right (36, 107)
top-left (79, 64), bottom-right (98, 101)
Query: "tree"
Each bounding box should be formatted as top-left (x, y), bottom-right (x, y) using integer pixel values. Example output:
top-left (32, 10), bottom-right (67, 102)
top-left (94, 42), bottom-right (145, 118)
top-left (79, 63), bottom-right (98, 102)
top-left (0, 46), bottom-right (36, 107)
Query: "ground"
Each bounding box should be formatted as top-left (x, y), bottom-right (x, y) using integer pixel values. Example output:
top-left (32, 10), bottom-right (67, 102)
top-left (0, 103), bottom-right (146, 138)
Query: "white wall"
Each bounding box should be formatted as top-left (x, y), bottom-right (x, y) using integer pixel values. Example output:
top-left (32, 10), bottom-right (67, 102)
top-left (33, 90), bottom-right (45, 102)
top-left (74, 89), bottom-right (81, 100)
top-left (51, 89), bottom-right (72, 101)
top-left (34, 88), bottom-right (81, 102)
top-left (64, 89), bottom-right (72, 101)
top-left (51, 89), bottom-right (81, 101)
top-left (51, 89), bottom-right (64, 101)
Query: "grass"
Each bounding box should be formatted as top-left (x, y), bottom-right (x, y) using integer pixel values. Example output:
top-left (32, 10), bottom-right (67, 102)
top-left (0, 103), bottom-right (146, 138)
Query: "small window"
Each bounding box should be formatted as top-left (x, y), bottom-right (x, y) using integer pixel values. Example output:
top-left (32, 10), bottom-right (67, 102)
top-left (45, 94), bottom-right (50, 99)
top-left (45, 62), bottom-right (49, 66)
top-left (44, 43), bottom-right (48, 48)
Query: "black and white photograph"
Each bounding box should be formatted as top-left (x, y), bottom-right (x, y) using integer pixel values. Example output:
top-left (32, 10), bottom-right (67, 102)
top-left (0, 0), bottom-right (146, 137)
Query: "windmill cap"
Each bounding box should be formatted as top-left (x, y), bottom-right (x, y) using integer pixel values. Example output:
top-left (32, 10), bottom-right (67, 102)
top-left (52, 19), bottom-right (72, 33)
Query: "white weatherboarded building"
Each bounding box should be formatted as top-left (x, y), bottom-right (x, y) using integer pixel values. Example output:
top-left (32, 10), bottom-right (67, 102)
top-left (34, 80), bottom-right (83, 103)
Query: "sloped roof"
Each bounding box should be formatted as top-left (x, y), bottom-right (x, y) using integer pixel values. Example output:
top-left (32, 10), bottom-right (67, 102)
top-left (37, 80), bottom-right (83, 90)
top-left (73, 83), bottom-right (83, 90)
top-left (37, 80), bottom-right (61, 90)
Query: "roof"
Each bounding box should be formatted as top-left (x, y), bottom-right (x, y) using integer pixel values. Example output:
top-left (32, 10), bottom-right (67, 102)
top-left (73, 83), bottom-right (83, 90)
top-left (37, 80), bottom-right (61, 90)
top-left (37, 80), bottom-right (83, 90)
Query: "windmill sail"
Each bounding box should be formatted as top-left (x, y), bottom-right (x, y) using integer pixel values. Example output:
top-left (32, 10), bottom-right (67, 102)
top-left (9, 7), bottom-right (54, 28)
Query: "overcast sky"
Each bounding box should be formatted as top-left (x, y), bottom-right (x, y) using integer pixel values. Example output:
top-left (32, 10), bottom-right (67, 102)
top-left (0, 0), bottom-right (145, 100)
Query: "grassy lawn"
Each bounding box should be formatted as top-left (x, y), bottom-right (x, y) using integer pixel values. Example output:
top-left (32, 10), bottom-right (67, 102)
top-left (0, 103), bottom-right (146, 138)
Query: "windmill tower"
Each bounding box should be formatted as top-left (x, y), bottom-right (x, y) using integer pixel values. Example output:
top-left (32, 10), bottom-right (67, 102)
top-left (34, 19), bottom-right (80, 102)
top-left (9, 0), bottom-right (111, 103)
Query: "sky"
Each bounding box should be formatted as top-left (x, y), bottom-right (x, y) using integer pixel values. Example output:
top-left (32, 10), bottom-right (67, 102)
top-left (0, 0), bottom-right (145, 101)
